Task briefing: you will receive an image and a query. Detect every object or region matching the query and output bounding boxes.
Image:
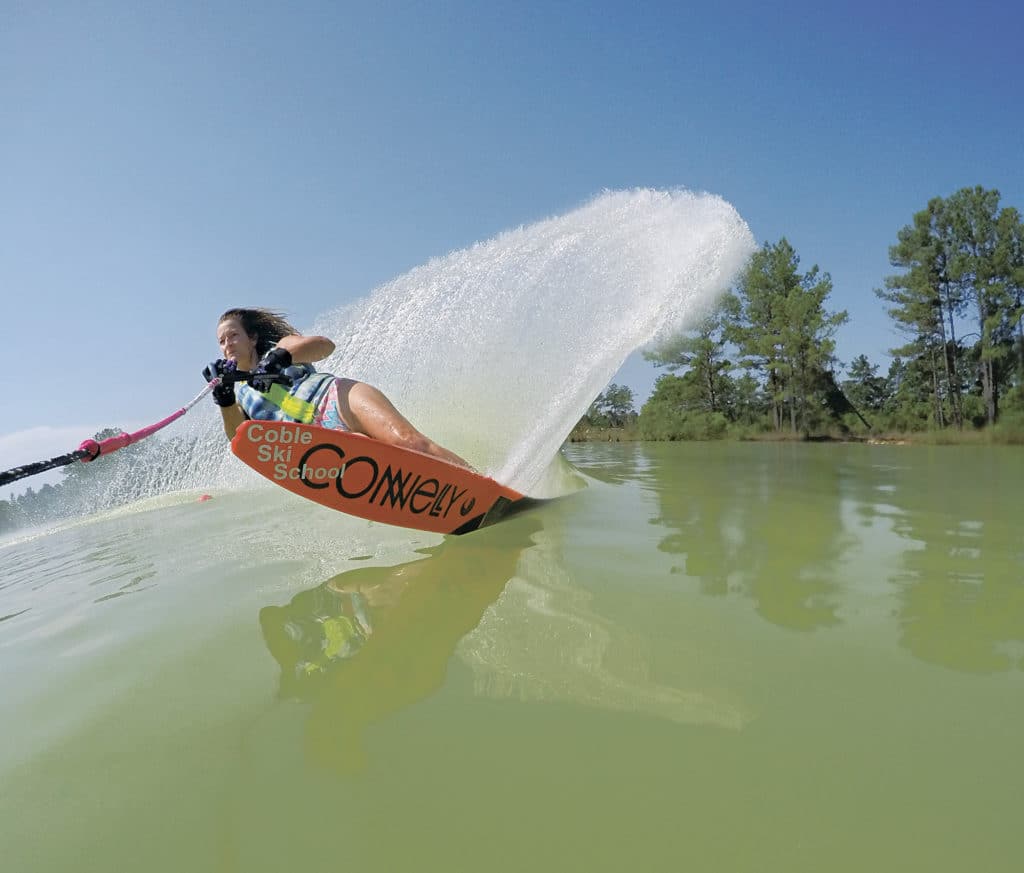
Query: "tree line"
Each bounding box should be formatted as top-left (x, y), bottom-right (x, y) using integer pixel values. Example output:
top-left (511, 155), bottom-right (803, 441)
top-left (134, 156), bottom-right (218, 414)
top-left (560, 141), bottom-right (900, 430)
top-left (576, 185), bottom-right (1024, 441)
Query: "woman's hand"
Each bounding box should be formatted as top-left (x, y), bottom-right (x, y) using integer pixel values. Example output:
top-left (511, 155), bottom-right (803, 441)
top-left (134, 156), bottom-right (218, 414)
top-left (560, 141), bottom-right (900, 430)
top-left (250, 348), bottom-right (293, 392)
top-left (202, 359), bottom-right (238, 407)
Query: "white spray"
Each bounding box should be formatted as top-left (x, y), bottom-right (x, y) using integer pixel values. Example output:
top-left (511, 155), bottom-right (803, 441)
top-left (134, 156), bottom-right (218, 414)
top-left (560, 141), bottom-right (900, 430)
top-left (311, 188), bottom-right (754, 491)
top-left (60, 188), bottom-right (754, 515)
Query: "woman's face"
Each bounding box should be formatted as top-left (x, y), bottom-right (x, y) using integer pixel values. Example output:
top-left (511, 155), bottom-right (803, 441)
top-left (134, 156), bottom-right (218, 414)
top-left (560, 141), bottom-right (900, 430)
top-left (217, 317), bottom-right (259, 370)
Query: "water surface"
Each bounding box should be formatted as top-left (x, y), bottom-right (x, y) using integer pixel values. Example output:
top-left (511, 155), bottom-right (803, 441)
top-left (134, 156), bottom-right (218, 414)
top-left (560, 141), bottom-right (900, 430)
top-left (1, 441), bottom-right (1021, 872)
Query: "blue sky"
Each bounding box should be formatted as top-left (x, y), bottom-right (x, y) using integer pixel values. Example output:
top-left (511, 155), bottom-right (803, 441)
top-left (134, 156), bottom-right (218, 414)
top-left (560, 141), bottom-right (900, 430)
top-left (2, 0), bottom-right (1022, 489)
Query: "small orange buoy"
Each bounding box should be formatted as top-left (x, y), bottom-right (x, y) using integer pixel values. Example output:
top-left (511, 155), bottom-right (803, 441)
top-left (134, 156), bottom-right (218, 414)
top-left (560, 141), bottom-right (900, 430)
top-left (198, 494), bottom-right (213, 502)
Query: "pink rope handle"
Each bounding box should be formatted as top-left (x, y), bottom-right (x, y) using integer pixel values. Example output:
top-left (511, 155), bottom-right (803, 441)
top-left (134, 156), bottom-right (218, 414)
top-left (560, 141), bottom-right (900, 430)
top-left (78, 383), bottom-right (217, 462)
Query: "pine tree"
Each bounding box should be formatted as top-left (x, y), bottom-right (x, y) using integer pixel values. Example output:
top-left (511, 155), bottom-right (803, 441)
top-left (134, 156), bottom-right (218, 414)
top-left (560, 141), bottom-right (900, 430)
top-left (643, 309), bottom-right (734, 415)
top-left (728, 239), bottom-right (847, 433)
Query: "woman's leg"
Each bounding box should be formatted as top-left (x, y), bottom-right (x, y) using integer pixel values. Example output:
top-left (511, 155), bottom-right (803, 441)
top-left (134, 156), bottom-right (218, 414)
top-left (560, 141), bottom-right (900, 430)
top-left (334, 379), bottom-right (474, 470)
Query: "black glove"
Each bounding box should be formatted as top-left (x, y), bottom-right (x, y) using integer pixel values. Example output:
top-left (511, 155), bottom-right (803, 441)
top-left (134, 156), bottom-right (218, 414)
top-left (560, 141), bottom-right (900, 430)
top-left (249, 347), bottom-right (293, 392)
top-left (202, 359), bottom-right (238, 407)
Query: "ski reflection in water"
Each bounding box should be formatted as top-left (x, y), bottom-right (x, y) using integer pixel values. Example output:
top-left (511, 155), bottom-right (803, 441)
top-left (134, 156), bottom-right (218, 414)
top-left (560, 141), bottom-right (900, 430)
top-left (260, 510), bottom-right (749, 777)
top-left (259, 516), bottom-right (542, 774)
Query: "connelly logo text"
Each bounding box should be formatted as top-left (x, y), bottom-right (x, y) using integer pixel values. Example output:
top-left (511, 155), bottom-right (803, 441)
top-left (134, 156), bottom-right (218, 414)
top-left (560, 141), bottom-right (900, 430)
top-left (245, 423), bottom-right (477, 519)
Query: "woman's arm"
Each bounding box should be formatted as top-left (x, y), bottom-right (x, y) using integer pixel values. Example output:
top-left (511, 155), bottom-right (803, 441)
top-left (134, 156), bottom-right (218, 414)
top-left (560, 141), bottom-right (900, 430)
top-left (274, 334), bottom-right (336, 364)
top-left (219, 403), bottom-right (247, 439)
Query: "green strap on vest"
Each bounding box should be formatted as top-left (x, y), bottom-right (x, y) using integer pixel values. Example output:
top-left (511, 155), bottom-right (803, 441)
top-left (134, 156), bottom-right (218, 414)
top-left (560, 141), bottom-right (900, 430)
top-left (263, 382), bottom-right (318, 423)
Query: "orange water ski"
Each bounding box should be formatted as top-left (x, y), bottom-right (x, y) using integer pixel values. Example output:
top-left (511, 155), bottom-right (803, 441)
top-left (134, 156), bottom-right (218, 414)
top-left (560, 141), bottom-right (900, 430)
top-left (231, 421), bottom-right (535, 535)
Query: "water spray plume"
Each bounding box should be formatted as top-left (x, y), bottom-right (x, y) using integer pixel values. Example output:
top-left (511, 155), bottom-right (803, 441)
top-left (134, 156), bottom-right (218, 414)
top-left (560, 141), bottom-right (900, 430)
top-left (314, 188), bottom-right (755, 490)
top-left (44, 188), bottom-right (754, 517)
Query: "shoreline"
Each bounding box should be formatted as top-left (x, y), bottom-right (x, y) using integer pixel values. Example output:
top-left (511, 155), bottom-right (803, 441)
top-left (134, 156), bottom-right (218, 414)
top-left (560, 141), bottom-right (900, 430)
top-left (566, 428), bottom-right (1024, 447)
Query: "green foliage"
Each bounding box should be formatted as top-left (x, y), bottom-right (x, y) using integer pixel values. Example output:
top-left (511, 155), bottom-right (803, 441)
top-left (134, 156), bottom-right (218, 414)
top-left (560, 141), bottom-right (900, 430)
top-left (638, 374), bottom-right (729, 440)
top-left (726, 239), bottom-right (848, 432)
top-left (644, 310), bottom-right (734, 414)
top-left (878, 196), bottom-right (966, 428)
top-left (992, 386), bottom-right (1024, 442)
top-left (582, 190), bottom-right (1024, 444)
top-left (632, 239), bottom-right (851, 440)
top-left (944, 186), bottom-right (1016, 424)
top-left (843, 355), bottom-right (888, 415)
top-left (729, 372), bottom-right (768, 425)
top-left (874, 355), bottom-right (934, 432)
top-left (583, 383), bottom-right (637, 428)
top-left (879, 187), bottom-right (1024, 430)
top-left (639, 374), bottom-right (686, 439)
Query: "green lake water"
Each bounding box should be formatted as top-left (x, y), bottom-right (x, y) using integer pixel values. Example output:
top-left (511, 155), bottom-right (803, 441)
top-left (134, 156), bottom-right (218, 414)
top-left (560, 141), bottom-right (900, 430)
top-left (1, 441), bottom-right (1021, 872)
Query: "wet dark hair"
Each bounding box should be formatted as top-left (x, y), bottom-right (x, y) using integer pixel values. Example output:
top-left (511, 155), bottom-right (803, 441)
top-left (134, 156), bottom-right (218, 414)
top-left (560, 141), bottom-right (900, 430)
top-left (218, 308), bottom-right (299, 357)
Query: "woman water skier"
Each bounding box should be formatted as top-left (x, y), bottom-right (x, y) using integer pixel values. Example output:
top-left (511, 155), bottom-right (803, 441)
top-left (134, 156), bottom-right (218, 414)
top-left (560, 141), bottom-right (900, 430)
top-left (203, 308), bottom-right (472, 469)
